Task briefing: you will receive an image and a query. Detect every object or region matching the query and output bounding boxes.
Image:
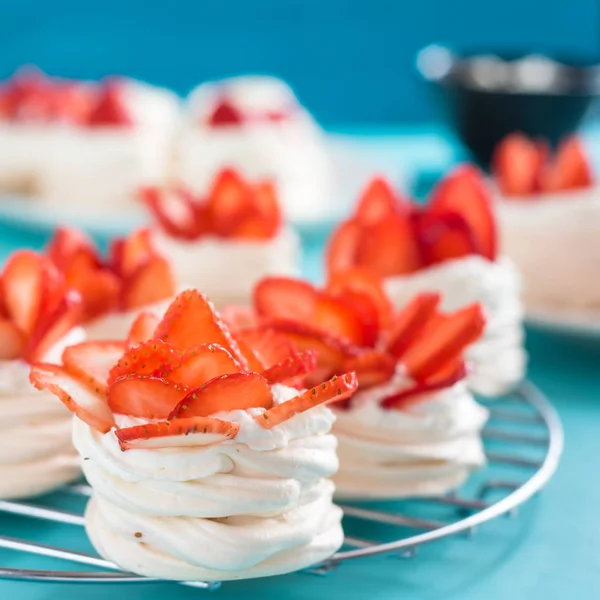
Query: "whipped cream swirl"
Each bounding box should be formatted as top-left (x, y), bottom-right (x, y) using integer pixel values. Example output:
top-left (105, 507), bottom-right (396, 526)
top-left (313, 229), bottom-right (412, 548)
top-left (333, 373), bottom-right (489, 498)
top-left (385, 256), bottom-right (526, 397)
top-left (76, 385), bottom-right (343, 581)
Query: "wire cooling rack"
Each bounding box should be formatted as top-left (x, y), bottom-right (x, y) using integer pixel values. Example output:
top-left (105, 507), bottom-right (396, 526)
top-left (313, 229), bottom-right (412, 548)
top-left (0, 380), bottom-right (563, 590)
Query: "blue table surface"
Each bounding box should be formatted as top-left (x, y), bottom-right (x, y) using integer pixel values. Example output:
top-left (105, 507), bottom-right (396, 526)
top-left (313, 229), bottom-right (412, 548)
top-left (0, 127), bottom-right (599, 600)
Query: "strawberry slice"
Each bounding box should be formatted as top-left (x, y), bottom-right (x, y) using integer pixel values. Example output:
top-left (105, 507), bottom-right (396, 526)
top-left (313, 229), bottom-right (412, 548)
top-left (108, 339), bottom-right (177, 385)
top-left (257, 371), bottom-right (358, 429)
top-left (115, 416), bottom-right (240, 451)
top-left (492, 133), bottom-right (545, 197)
top-left (47, 227), bottom-right (98, 272)
top-left (208, 98), bottom-right (243, 126)
top-left (220, 304), bottom-right (258, 332)
top-left (427, 164), bottom-right (497, 261)
top-left (355, 177), bottom-right (409, 223)
top-left (63, 341), bottom-right (126, 396)
top-left (139, 187), bottom-right (199, 240)
top-left (235, 339), bottom-right (266, 372)
top-left (169, 343), bottom-right (241, 388)
top-left (120, 257), bottom-right (175, 311)
top-left (108, 376), bottom-right (190, 419)
top-left (1, 250), bottom-right (45, 335)
top-left (326, 219), bottom-right (362, 275)
top-left (253, 277), bottom-right (317, 321)
top-left (312, 294), bottom-right (365, 345)
top-left (154, 290), bottom-right (248, 368)
top-left (356, 213), bottom-right (422, 277)
top-left (539, 137), bottom-right (593, 192)
top-left (127, 312), bottom-right (160, 348)
top-left (380, 361), bottom-right (468, 410)
top-left (385, 292), bottom-right (441, 359)
top-left (261, 350), bottom-right (318, 385)
top-left (0, 319), bottom-right (25, 360)
top-left (418, 212), bottom-right (479, 265)
top-left (232, 181), bottom-right (281, 240)
top-left (30, 363), bottom-right (115, 433)
top-left (332, 290), bottom-right (381, 348)
top-left (169, 372), bottom-right (273, 419)
top-left (326, 268), bottom-right (392, 330)
top-left (206, 169), bottom-right (252, 237)
top-left (341, 350), bottom-right (396, 388)
top-left (401, 304), bottom-right (485, 381)
top-left (118, 229), bottom-right (153, 279)
top-left (24, 290), bottom-right (81, 362)
top-left (235, 328), bottom-right (297, 369)
top-left (87, 80), bottom-right (132, 127)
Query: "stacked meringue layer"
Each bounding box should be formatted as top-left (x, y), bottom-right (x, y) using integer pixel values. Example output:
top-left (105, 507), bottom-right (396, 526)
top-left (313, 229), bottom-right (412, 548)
top-left (74, 385), bottom-right (343, 581)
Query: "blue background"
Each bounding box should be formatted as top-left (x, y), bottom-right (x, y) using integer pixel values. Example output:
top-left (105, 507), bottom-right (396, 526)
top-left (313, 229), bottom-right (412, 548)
top-left (1, 0), bottom-right (599, 124)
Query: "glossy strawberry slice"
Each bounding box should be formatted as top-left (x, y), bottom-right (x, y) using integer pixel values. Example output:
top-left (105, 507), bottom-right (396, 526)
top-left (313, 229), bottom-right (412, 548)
top-left (342, 350), bottom-right (396, 388)
top-left (24, 290), bottom-right (81, 362)
top-left (401, 303), bottom-right (485, 381)
top-left (356, 213), bottom-right (422, 277)
top-left (139, 187), bottom-right (199, 240)
top-left (206, 169), bottom-right (252, 237)
top-left (169, 343), bottom-right (241, 388)
top-left (47, 227), bottom-right (98, 272)
top-left (235, 339), bottom-right (266, 372)
top-left (232, 181), bottom-right (281, 240)
top-left (235, 328), bottom-right (297, 369)
top-left (63, 341), bottom-right (126, 396)
top-left (117, 229), bottom-right (153, 279)
top-left (30, 363), bottom-right (115, 433)
top-left (418, 212), bottom-right (479, 265)
top-left (253, 277), bottom-right (317, 321)
top-left (1, 250), bottom-right (45, 335)
top-left (262, 350), bottom-right (318, 385)
top-left (169, 372), bottom-right (273, 419)
top-left (115, 416), bottom-right (240, 451)
top-left (331, 290), bottom-right (381, 348)
top-left (257, 371), bottom-right (358, 429)
top-left (380, 361), bottom-right (468, 410)
top-left (539, 137), bottom-right (593, 192)
top-left (108, 376), bottom-right (190, 419)
top-left (355, 177), bottom-right (409, 223)
top-left (208, 98), bottom-right (243, 126)
top-left (385, 292), bottom-right (441, 359)
top-left (0, 319), bottom-right (25, 360)
top-left (127, 312), bottom-right (160, 348)
top-left (87, 80), bottom-right (132, 127)
top-left (108, 339), bottom-right (177, 385)
top-left (428, 165), bottom-right (497, 261)
top-left (155, 290), bottom-right (248, 368)
top-left (492, 133), bottom-right (545, 197)
top-left (121, 258), bottom-right (175, 311)
top-left (312, 294), bottom-right (366, 345)
top-left (220, 304), bottom-right (258, 332)
top-left (326, 219), bottom-right (362, 275)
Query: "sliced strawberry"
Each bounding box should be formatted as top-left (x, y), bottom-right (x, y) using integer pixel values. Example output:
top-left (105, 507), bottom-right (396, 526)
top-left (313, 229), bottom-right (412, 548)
top-left (386, 292), bottom-right (441, 359)
top-left (355, 177), bottom-right (409, 223)
top-left (47, 227), bottom-right (98, 272)
top-left (107, 339), bottom-right (177, 385)
top-left (257, 371), bottom-right (358, 429)
top-left (380, 361), bottom-right (468, 410)
top-left (401, 303), bottom-right (485, 382)
top-left (108, 376), bottom-right (190, 419)
top-left (235, 328), bottom-right (297, 370)
top-left (154, 290), bottom-right (248, 369)
top-left (235, 339), bottom-right (266, 372)
top-left (333, 291), bottom-right (381, 348)
top-left (341, 350), bottom-right (396, 388)
top-left (539, 137), bottom-right (593, 192)
top-left (232, 180), bottom-right (281, 240)
top-left (87, 80), bottom-right (132, 127)
top-left (1, 250), bottom-right (45, 335)
top-left (38, 260), bottom-right (71, 323)
top-left (492, 133), bottom-right (544, 197)
top-left (253, 277), bottom-right (317, 321)
top-left (418, 211), bottom-right (479, 265)
top-left (326, 267), bottom-right (392, 329)
top-left (206, 169), bottom-right (252, 237)
top-left (127, 312), bottom-right (160, 348)
top-left (63, 341), bottom-right (126, 396)
top-left (0, 319), bottom-right (25, 360)
top-left (30, 363), bottom-right (115, 433)
top-left (261, 350), bottom-right (318, 385)
top-left (356, 213), bottom-right (422, 277)
top-left (312, 294), bottom-right (365, 344)
top-left (24, 290), bottom-right (81, 362)
top-left (326, 219), bottom-right (362, 275)
top-left (220, 304), bottom-right (258, 332)
top-left (208, 98), bottom-right (243, 126)
top-left (427, 164), bottom-right (497, 261)
top-left (169, 372), bottom-right (273, 419)
top-left (121, 257), bottom-right (175, 311)
top-left (139, 187), bottom-right (199, 240)
top-left (117, 229), bottom-right (153, 279)
top-left (168, 343), bottom-right (241, 388)
top-left (115, 416), bottom-right (240, 451)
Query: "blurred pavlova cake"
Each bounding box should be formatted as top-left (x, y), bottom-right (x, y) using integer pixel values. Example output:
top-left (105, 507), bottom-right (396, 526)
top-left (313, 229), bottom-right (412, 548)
top-left (177, 75), bottom-right (334, 222)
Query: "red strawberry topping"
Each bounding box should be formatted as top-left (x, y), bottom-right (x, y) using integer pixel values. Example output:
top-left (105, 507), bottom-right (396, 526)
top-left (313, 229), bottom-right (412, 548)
top-left (261, 350), bottom-right (318, 385)
top-left (168, 344), bottom-right (241, 389)
top-left (107, 339), bottom-right (178, 385)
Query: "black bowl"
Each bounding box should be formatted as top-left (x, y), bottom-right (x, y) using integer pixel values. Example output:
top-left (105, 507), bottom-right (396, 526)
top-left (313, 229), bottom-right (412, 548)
top-left (417, 45), bottom-right (600, 168)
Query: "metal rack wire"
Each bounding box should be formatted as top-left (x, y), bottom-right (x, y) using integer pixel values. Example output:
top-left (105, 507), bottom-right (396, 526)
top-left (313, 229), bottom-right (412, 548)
top-left (0, 380), bottom-right (563, 589)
